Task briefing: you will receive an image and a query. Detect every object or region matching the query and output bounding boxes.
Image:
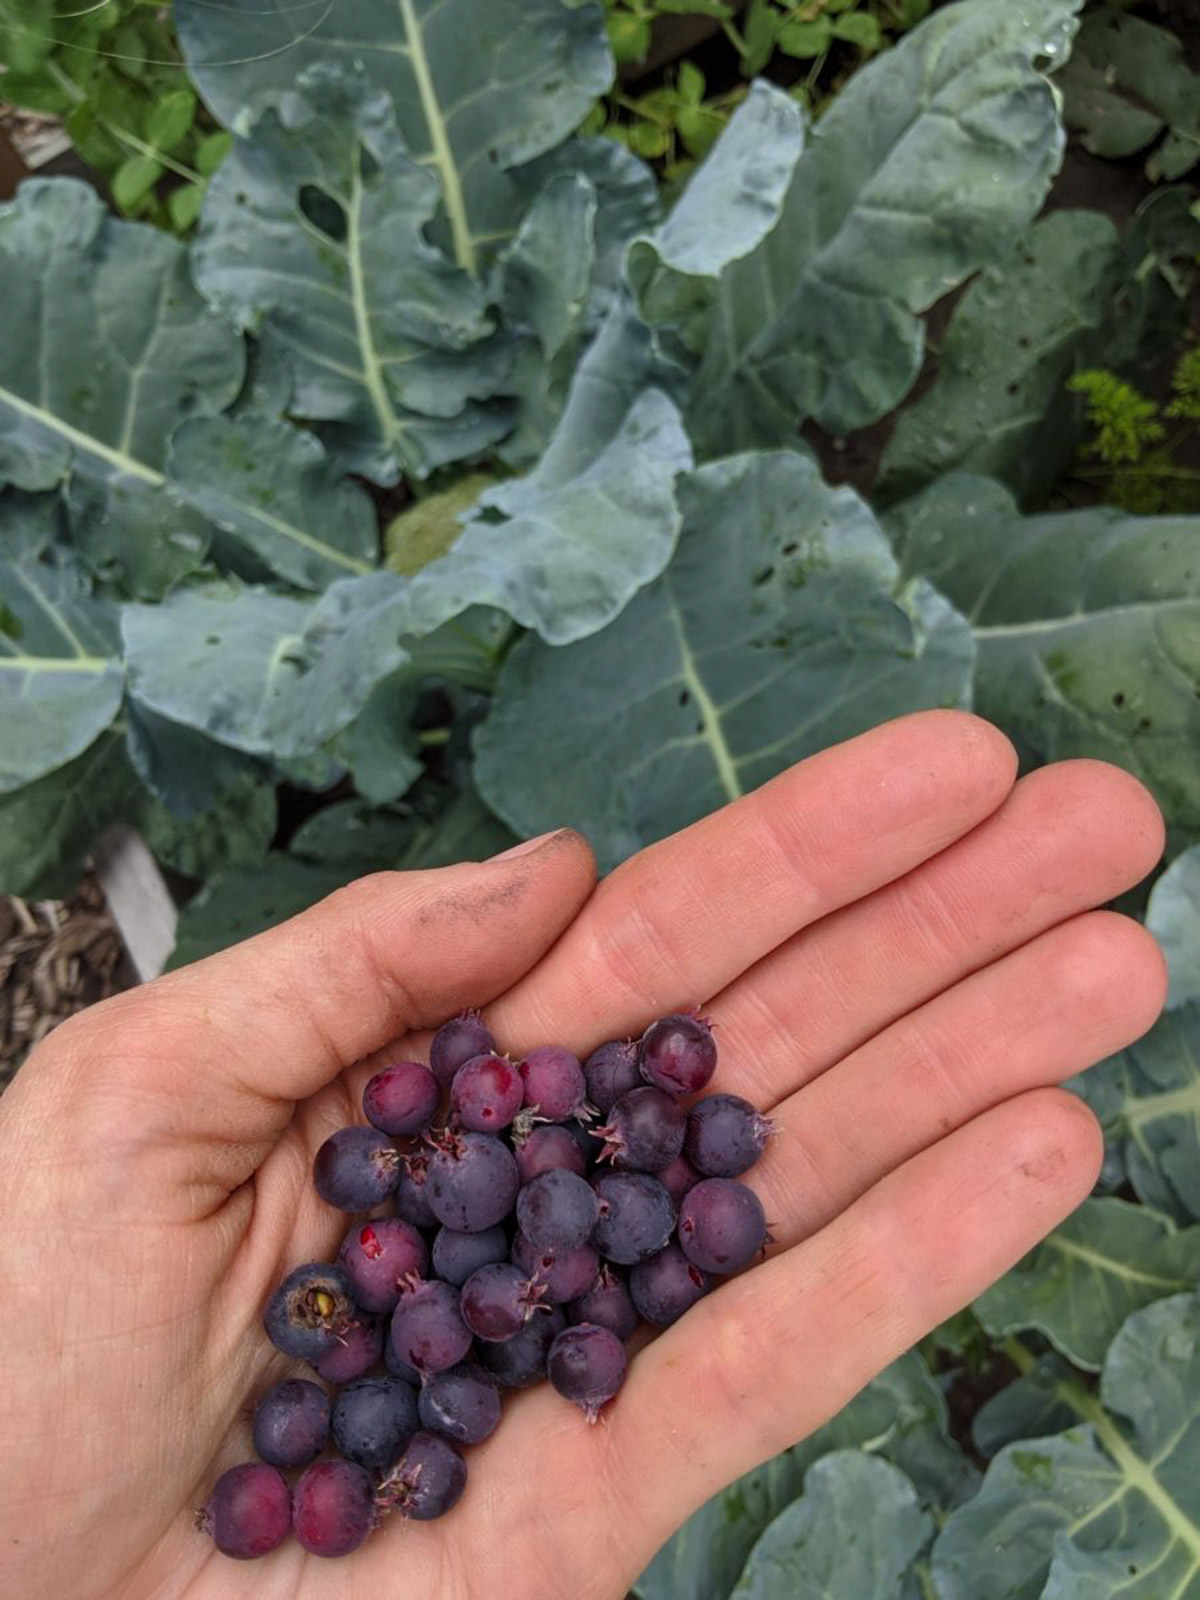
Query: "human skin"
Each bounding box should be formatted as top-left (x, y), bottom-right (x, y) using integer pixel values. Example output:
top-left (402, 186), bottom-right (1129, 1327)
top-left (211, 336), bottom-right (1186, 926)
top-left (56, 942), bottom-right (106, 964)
top-left (0, 711), bottom-right (1168, 1600)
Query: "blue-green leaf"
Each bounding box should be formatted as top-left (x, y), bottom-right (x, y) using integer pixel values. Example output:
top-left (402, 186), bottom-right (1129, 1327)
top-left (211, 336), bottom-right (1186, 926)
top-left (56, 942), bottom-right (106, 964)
top-left (1147, 847), bottom-right (1200, 1011)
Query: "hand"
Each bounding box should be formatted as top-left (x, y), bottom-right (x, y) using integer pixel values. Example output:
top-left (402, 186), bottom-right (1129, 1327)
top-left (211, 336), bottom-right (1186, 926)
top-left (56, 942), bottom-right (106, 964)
top-left (0, 712), bottom-right (1167, 1600)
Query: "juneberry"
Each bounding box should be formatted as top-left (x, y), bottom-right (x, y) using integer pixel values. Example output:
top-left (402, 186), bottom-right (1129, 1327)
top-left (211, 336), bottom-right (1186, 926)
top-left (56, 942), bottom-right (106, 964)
top-left (519, 1045), bottom-right (588, 1121)
top-left (451, 1053), bottom-right (524, 1132)
top-left (263, 1262), bottom-right (356, 1362)
top-left (512, 1122), bottom-right (587, 1183)
top-left (426, 1128), bottom-right (520, 1232)
top-left (430, 1010), bottom-right (494, 1089)
top-left (292, 1459), bottom-right (375, 1557)
top-left (204, 1464), bottom-right (291, 1560)
top-left (582, 1038), bottom-right (642, 1114)
top-left (331, 1377), bottom-right (419, 1471)
top-left (430, 1223), bottom-right (509, 1288)
top-left (639, 1012), bottom-right (717, 1096)
top-left (591, 1171), bottom-right (676, 1264)
top-left (548, 1323), bottom-right (627, 1420)
top-left (655, 1152), bottom-right (702, 1207)
top-left (476, 1304), bottom-right (566, 1388)
top-left (630, 1243), bottom-right (710, 1326)
top-left (378, 1431), bottom-right (467, 1521)
top-left (337, 1217), bottom-right (429, 1313)
top-left (597, 1085), bottom-right (686, 1172)
top-left (678, 1178), bottom-right (767, 1274)
top-left (389, 1277), bottom-right (472, 1375)
top-left (363, 1060), bottom-right (440, 1137)
top-left (252, 1379), bottom-right (330, 1469)
top-left (310, 1312), bottom-right (384, 1385)
top-left (313, 1125), bottom-right (400, 1211)
top-left (512, 1231), bottom-right (601, 1304)
top-left (568, 1263), bottom-right (638, 1340)
top-left (685, 1093), bottom-right (773, 1177)
top-left (460, 1262), bottom-right (546, 1341)
top-left (516, 1168), bottom-right (600, 1252)
top-left (394, 1149), bottom-right (439, 1229)
top-left (418, 1366), bottom-right (502, 1445)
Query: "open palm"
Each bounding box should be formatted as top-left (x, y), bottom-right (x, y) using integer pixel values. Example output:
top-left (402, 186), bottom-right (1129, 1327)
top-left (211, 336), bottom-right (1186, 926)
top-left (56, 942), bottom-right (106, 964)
top-left (0, 713), bottom-right (1168, 1600)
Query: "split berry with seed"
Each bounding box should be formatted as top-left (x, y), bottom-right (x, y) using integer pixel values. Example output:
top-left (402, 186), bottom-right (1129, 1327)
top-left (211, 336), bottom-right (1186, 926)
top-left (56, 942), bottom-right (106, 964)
top-left (263, 1262), bottom-right (356, 1362)
top-left (639, 1012), bottom-right (717, 1097)
top-left (678, 1178), bottom-right (768, 1275)
top-left (292, 1459), bottom-right (375, 1558)
top-left (685, 1093), bottom-right (773, 1178)
top-left (378, 1431), bottom-right (467, 1521)
top-left (547, 1323), bottom-right (627, 1420)
top-left (337, 1217), bottom-right (429, 1313)
top-left (430, 1011), bottom-right (495, 1089)
top-left (519, 1045), bottom-right (589, 1121)
top-left (451, 1053), bottom-right (524, 1132)
top-left (203, 1464), bottom-right (291, 1560)
top-left (363, 1060), bottom-right (440, 1137)
top-left (517, 1169), bottom-right (600, 1252)
top-left (252, 1380), bottom-right (331, 1469)
top-left (597, 1086), bottom-right (686, 1172)
top-left (313, 1125), bottom-right (400, 1211)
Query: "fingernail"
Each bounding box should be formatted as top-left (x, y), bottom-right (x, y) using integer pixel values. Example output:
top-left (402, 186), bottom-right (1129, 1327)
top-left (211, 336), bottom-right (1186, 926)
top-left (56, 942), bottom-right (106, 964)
top-left (490, 829), bottom-right (564, 861)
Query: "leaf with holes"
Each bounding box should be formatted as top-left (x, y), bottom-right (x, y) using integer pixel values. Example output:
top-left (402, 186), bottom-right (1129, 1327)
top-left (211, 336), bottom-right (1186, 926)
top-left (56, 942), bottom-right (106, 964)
top-left (176, 0), bottom-right (612, 275)
top-left (168, 416), bottom-right (377, 591)
top-left (122, 573), bottom-right (416, 761)
top-left (933, 1292), bottom-right (1200, 1600)
top-left (877, 211), bottom-right (1121, 506)
top-left (0, 180), bottom-right (244, 598)
top-left (1074, 1005), bottom-right (1200, 1226)
top-left (975, 1197), bottom-right (1200, 1370)
top-left (887, 473), bottom-right (1200, 836)
top-left (0, 492), bottom-right (124, 792)
top-left (477, 451), bottom-right (974, 871)
top-left (684, 0), bottom-right (1080, 453)
top-left (193, 64), bottom-right (513, 484)
top-left (1059, 9), bottom-right (1200, 179)
top-left (1147, 847), bottom-right (1200, 1013)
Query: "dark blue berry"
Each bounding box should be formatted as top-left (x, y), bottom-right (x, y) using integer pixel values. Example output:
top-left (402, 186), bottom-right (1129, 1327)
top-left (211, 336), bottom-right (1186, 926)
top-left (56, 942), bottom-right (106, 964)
top-left (310, 1312), bottom-right (383, 1384)
top-left (252, 1379), bottom-right (330, 1469)
top-left (394, 1150), bottom-right (439, 1229)
top-left (263, 1263), bottom-right (355, 1361)
top-left (476, 1305), bottom-right (566, 1388)
top-left (430, 1011), bottom-right (494, 1089)
top-left (512, 1231), bottom-right (600, 1304)
top-left (630, 1243), bottom-right (711, 1325)
top-left (331, 1377), bottom-right (418, 1471)
top-left (591, 1171), bottom-right (675, 1264)
top-left (583, 1038), bottom-right (642, 1114)
top-left (513, 1122), bottom-right (586, 1183)
top-left (426, 1129), bottom-right (519, 1233)
top-left (685, 1094), bottom-right (773, 1177)
top-left (378, 1431), bottom-right (467, 1521)
top-left (678, 1178), bottom-right (767, 1274)
top-left (548, 1323), bottom-right (627, 1420)
top-left (519, 1045), bottom-right (588, 1120)
top-left (568, 1263), bottom-right (639, 1340)
top-left (517, 1169), bottom-right (600, 1252)
top-left (418, 1365), bottom-right (502, 1445)
top-left (430, 1224), bottom-right (509, 1288)
top-left (597, 1086), bottom-right (686, 1172)
top-left (389, 1278), bottom-right (471, 1375)
top-left (313, 1126), bottom-right (400, 1211)
top-left (460, 1262), bottom-right (546, 1341)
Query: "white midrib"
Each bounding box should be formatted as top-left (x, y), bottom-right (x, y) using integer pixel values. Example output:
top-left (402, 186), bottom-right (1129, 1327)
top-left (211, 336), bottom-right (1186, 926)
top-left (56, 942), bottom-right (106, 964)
top-left (1047, 1233), bottom-right (1193, 1293)
top-left (668, 597), bottom-right (741, 805)
top-left (346, 150), bottom-right (403, 462)
top-left (397, 0), bottom-right (476, 275)
top-left (972, 597), bottom-right (1196, 638)
top-left (0, 383), bottom-right (162, 484)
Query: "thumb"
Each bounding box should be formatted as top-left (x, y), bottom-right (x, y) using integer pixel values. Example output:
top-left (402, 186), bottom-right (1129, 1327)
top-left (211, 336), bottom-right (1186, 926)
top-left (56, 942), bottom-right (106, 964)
top-left (17, 829), bottom-right (595, 1192)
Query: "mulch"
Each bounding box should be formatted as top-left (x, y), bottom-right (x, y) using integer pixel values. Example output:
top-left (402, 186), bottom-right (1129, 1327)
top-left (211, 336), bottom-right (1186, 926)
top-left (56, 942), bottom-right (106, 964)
top-left (0, 877), bottom-right (134, 1089)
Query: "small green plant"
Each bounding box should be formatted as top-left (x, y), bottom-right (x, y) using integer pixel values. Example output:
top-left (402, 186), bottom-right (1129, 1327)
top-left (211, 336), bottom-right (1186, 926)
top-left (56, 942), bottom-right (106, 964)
top-left (0, 0), bottom-right (230, 231)
top-left (1068, 348), bottom-right (1200, 512)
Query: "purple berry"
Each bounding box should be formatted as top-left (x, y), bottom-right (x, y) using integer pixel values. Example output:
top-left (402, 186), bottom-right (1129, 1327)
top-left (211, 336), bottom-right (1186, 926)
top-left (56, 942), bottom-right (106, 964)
top-left (394, 1150), bottom-right (439, 1229)
top-left (630, 1243), bottom-right (711, 1325)
top-left (597, 1086), bottom-right (686, 1172)
top-left (519, 1045), bottom-right (588, 1120)
top-left (430, 1224), bottom-right (509, 1288)
top-left (476, 1305), bottom-right (566, 1387)
top-left (512, 1231), bottom-right (601, 1304)
top-left (451, 1053), bottom-right (524, 1132)
top-left (378, 1430), bottom-right (467, 1521)
top-left (678, 1178), bottom-right (767, 1274)
top-left (513, 1122), bottom-right (587, 1183)
top-left (583, 1038), bottom-right (642, 1113)
top-left (591, 1172), bottom-right (675, 1264)
top-left (313, 1125), bottom-right (400, 1211)
top-left (389, 1278), bottom-right (472, 1375)
top-left (252, 1379), bottom-right (330, 1469)
top-left (384, 1337), bottom-right (422, 1387)
top-left (656, 1153), bottom-right (702, 1207)
top-left (460, 1262), bottom-right (547, 1341)
top-left (204, 1463), bottom-right (291, 1559)
top-left (685, 1093), bottom-right (773, 1177)
top-left (639, 1012), bottom-right (717, 1096)
top-left (548, 1323), bottom-right (627, 1420)
top-left (363, 1060), bottom-right (439, 1137)
top-left (310, 1313), bottom-right (383, 1384)
top-left (517, 1168), bottom-right (600, 1252)
top-left (568, 1263), bottom-right (638, 1340)
top-left (418, 1365), bottom-right (502, 1444)
top-left (430, 1010), bottom-right (494, 1089)
top-left (263, 1262), bottom-right (355, 1361)
top-left (292, 1459), bottom-right (375, 1557)
top-left (331, 1377), bottom-right (418, 1471)
top-left (426, 1129), bottom-right (520, 1233)
top-left (337, 1217), bottom-right (429, 1314)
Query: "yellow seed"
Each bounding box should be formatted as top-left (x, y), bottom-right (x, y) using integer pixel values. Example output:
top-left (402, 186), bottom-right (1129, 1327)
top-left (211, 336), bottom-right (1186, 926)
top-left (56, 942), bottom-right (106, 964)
top-left (313, 1290), bottom-right (335, 1318)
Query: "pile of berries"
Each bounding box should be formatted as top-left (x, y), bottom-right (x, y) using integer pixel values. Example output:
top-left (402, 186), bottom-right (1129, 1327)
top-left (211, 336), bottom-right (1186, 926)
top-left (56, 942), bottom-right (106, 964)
top-left (203, 1010), bottom-right (773, 1559)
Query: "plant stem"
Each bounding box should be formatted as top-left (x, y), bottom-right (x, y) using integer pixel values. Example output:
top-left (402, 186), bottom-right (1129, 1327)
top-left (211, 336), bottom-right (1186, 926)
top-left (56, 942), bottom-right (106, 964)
top-left (1074, 465), bottom-right (1200, 483)
top-left (47, 58), bottom-right (202, 184)
top-left (720, 17), bottom-right (750, 56)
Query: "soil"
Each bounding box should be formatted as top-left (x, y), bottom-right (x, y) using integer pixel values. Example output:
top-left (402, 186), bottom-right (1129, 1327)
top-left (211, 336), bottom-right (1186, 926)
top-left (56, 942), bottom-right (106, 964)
top-left (0, 878), bottom-right (134, 1090)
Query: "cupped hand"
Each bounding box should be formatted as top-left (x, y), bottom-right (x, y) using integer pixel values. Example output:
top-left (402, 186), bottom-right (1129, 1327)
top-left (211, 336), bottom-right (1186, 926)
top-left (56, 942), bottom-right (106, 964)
top-left (0, 712), bottom-right (1168, 1600)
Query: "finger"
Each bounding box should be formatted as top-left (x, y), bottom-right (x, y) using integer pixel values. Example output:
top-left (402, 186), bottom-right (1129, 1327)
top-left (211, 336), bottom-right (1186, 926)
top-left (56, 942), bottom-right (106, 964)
top-left (710, 759), bottom-right (1165, 1104)
top-left (599, 1088), bottom-right (1102, 1591)
top-left (26, 832), bottom-right (595, 1185)
top-left (486, 710), bottom-right (1016, 1051)
top-left (752, 910), bottom-right (1165, 1248)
